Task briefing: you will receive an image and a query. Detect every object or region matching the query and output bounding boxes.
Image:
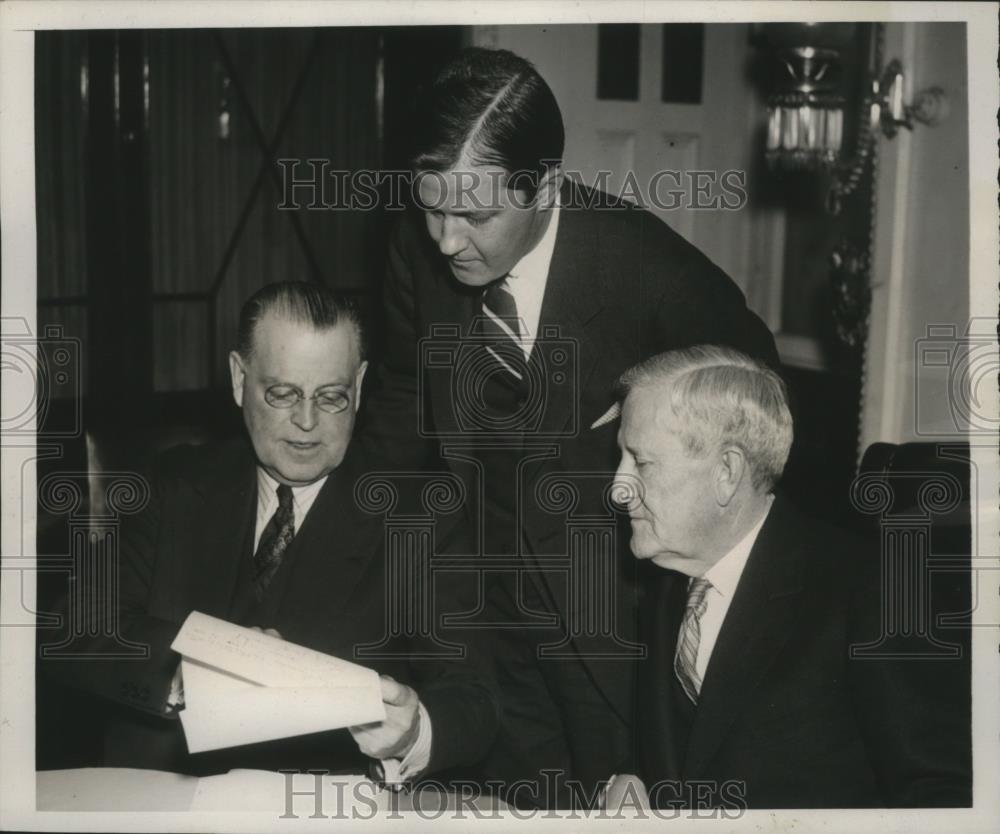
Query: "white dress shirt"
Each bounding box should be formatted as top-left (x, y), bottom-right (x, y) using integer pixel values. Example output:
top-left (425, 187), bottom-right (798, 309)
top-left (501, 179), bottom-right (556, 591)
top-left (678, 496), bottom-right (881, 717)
top-left (254, 468), bottom-right (328, 550)
top-left (690, 498), bottom-right (774, 683)
top-left (602, 506), bottom-right (771, 812)
top-left (253, 468), bottom-right (433, 781)
top-left (502, 200), bottom-right (561, 357)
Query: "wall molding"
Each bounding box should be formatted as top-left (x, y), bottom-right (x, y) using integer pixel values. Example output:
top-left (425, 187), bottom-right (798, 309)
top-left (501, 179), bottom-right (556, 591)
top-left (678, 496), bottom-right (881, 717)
top-left (860, 22), bottom-right (917, 454)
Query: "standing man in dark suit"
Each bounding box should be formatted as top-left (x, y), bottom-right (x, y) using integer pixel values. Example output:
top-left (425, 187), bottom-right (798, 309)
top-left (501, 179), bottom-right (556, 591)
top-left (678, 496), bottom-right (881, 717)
top-left (45, 281), bottom-right (498, 779)
top-left (362, 47), bottom-right (778, 805)
top-left (608, 345), bottom-right (971, 809)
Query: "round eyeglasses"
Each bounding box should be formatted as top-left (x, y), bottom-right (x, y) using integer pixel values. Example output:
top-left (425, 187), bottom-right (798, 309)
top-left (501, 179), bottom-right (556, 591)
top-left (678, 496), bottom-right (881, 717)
top-left (264, 384), bottom-right (351, 414)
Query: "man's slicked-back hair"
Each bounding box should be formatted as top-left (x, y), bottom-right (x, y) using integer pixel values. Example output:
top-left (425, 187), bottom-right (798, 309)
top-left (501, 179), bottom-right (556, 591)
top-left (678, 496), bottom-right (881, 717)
top-left (616, 345), bottom-right (793, 492)
top-left (236, 281), bottom-right (367, 361)
top-left (410, 47), bottom-right (564, 195)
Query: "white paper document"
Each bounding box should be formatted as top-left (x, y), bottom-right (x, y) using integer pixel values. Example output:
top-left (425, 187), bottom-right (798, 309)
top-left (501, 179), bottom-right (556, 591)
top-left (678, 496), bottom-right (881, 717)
top-left (170, 611), bottom-right (386, 754)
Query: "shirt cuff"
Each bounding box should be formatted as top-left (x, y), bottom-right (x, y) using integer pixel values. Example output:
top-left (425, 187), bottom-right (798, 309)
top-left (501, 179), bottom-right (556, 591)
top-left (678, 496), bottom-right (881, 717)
top-left (601, 774), bottom-right (617, 810)
top-left (380, 701), bottom-right (432, 783)
top-left (166, 661), bottom-right (185, 712)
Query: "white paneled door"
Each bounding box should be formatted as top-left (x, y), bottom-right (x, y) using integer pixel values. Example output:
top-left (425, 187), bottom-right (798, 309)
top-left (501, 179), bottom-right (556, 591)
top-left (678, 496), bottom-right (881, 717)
top-left (473, 23), bottom-right (781, 328)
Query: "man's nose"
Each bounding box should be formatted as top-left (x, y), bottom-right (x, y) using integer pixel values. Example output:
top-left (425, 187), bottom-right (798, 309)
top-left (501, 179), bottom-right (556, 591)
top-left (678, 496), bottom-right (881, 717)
top-left (290, 397), bottom-right (318, 431)
top-left (436, 215), bottom-right (467, 257)
top-left (611, 463), bottom-right (642, 512)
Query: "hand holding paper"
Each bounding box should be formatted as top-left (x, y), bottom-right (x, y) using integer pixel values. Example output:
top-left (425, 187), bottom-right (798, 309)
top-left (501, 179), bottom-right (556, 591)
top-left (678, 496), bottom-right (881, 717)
top-left (349, 675), bottom-right (422, 760)
top-left (170, 611), bottom-right (386, 754)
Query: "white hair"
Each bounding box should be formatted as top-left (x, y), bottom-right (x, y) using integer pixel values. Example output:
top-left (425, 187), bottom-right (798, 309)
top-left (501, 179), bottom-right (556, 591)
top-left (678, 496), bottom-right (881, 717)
top-left (616, 345), bottom-right (793, 492)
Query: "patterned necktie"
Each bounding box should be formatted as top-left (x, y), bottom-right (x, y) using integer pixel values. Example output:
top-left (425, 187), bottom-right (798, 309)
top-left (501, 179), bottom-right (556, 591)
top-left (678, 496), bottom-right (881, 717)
top-left (481, 277), bottom-right (524, 381)
top-left (253, 484), bottom-right (295, 600)
top-left (674, 577), bottom-right (713, 704)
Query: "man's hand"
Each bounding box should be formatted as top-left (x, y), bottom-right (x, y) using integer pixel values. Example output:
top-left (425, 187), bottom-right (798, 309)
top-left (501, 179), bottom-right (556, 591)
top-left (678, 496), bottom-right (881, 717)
top-left (349, 675), bottom-right (421, 760)
top-left (249, 626), bottom-right (283, 639)
top-left (604, 773), bottom-right (650, 812)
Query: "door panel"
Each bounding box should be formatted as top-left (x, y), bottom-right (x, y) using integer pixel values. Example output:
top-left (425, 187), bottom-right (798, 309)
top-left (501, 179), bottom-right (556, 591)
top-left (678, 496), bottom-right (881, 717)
top-left (477, 23), bottom-right (767, 296)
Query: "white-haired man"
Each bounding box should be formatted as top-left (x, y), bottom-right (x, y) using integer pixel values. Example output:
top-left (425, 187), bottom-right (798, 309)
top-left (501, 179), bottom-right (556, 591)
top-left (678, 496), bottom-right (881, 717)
top-left (607, 345), bottom-right (970, 809)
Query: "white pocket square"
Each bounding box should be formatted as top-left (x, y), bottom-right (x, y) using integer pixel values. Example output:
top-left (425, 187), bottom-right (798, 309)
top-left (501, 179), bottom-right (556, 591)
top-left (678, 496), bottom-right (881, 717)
top-left (590, 402), bottom-right (621, 430)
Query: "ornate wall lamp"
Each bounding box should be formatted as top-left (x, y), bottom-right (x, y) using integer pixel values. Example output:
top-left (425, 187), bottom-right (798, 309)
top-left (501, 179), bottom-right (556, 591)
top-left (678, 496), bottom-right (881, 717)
top-left (756, 23), bottom-right (948, 215)
top-left (749, 22), bottom-right (951, 358)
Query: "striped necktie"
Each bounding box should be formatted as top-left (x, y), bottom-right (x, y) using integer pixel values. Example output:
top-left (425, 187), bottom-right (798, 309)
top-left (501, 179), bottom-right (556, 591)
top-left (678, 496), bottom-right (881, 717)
top-left (674, 577), bottom-right (712, 703)
top-left (480, 277), bottom-right (524, 381)
top-left (253, 484), bottom-right (295, 600)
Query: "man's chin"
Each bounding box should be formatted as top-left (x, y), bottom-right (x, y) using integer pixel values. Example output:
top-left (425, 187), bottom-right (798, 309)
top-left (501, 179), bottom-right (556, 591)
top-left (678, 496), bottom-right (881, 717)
top-left (629, 527), bottom-right (656, 557)
top-left (449, 264), bottom-right (494, 287)
top-left (268, 459), bottom-right (336, 487)
top-left (650, 554), bottom-right (679, 571)
top-left (631, 540), bottom-right (681, 572)
top-left (630, 540), bottom-right (657, 562)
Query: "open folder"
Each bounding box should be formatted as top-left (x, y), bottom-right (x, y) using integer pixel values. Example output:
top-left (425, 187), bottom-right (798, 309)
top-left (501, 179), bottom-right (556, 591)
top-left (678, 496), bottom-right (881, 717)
top-left (170, 611), bottom-right (386, 754)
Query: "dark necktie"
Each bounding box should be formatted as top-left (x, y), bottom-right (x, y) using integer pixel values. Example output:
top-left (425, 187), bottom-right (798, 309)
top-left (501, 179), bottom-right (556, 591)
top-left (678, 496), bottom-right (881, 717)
top-left (480, 277), bottom-right (524, 383)
top-left (253, 484), bottom-right (295, 600)
top-left (674, 577), bottom-right (712, 703)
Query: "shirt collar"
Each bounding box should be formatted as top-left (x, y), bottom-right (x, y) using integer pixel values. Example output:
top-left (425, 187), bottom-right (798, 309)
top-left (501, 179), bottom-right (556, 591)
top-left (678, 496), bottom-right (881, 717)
top-left (702, 497), bottom-right (774, 600)
top-left (505, 198), bottom-right (560, 284)
top-left (256, 467), bottom-right (328, 510)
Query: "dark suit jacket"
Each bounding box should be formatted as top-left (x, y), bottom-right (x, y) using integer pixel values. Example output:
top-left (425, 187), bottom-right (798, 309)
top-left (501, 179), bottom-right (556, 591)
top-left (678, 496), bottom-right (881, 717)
top-left (362, 180), bottom-right (778, 727)
top-left (636, 495), bottom-right (971, 809)
top-left (44, 437), bottom-right (499, 777)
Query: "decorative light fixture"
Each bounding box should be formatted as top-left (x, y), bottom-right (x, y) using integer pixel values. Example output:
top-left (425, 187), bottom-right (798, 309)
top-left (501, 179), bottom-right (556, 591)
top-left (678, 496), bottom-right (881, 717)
top-left (756, 23), bottom-right (948, 214)
top-left (765, 45), bottom-right (845, 170)
top-left (749, 23), bottom-right (951, 365)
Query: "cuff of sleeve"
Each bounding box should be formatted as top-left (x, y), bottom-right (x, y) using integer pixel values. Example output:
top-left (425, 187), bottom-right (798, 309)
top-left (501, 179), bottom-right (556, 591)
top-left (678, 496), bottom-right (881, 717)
top-left (165, 660), bottom-right (184, 712)
top-left (380, 701), bottom-right (432, 783)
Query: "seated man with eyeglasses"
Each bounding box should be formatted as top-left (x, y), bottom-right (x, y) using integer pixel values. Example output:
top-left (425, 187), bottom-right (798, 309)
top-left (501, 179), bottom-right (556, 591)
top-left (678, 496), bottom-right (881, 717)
top-left (46, 281), bottom-right (498, 780)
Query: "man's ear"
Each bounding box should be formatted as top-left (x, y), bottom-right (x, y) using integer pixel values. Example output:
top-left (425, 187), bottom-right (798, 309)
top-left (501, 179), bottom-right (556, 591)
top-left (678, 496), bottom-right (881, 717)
top-left (228, 351), bottom-right (246, 408)
top-left (714, 445), bottom-right (747, 506)
top-left (535, 163), bottom-right (564, 211)
top-left (352, 360), bottom-right (370, 413)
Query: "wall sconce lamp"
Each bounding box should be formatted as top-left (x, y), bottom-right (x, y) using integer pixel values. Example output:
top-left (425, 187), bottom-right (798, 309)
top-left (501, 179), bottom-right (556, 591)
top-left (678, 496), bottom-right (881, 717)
top-left (758, 24), bottom-right (948, 214)
top-left (764, 45), bottom-right (846, 171)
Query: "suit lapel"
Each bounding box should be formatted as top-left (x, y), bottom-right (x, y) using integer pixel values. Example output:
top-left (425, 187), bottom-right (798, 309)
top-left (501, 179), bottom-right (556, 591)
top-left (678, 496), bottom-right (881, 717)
top-left (682, 498), bottom-right (808, 778)
top-left (527, 183), bottom-right (633, 717)
top-left (639, 568), bottom-right (689, 781)
top-left (423, 233), bottom-right (481, 436)
top-left (185, 441), bottom-right (258, 618)
top-left (533, 181), bottom-right (609, 436)
top-left (277, 445), bottom-right (385, 622)
top-left (422, 183), bottom-right (612, 437)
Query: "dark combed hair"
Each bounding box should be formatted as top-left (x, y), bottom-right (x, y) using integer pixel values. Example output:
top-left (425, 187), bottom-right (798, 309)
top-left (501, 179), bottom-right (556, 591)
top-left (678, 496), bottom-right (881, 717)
top-left (235, 281), bottom-right (367, 360)
top-left (409, 47), bottom-right (564, 195)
